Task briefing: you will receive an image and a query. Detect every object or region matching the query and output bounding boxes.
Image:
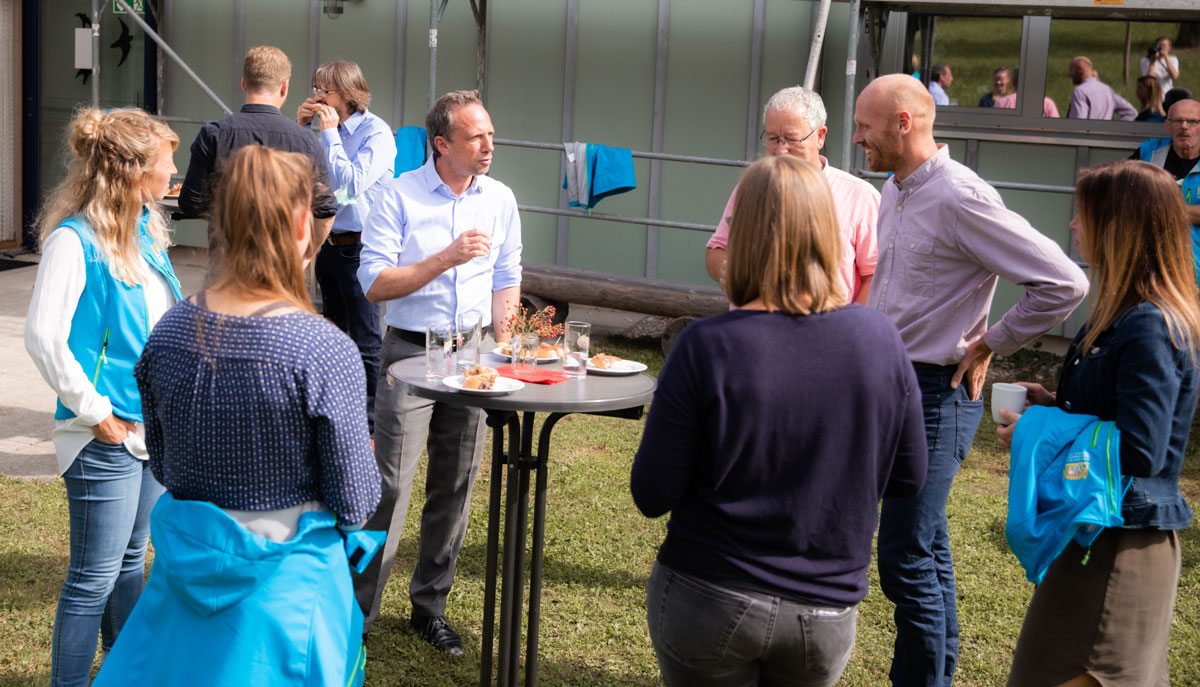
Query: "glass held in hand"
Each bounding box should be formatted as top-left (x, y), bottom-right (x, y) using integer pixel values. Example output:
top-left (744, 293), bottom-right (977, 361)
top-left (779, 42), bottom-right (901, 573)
top-left (426, 322), bottom-right (454, 381)
top-left (563, 321), bottom-right (591, 378)
top-left (455, 311), bottom-right (483, 374)
top-left (469, 212), bottom-right (496, 264)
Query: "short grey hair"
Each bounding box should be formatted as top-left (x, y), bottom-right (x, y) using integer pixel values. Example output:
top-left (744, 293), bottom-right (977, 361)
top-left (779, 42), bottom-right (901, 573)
top-left (762, 86), bottom-right (827, 131)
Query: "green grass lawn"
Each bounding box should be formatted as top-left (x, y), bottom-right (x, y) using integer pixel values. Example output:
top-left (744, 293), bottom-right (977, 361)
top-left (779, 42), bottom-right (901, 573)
top-left (3, 340), bottom-right (1200, 685)
top-left (930, 18), bottom-right (1200, 115)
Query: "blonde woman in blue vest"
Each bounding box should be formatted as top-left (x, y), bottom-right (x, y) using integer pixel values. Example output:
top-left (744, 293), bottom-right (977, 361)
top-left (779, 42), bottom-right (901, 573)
top-left (25, 107), bottom-right (181, 687)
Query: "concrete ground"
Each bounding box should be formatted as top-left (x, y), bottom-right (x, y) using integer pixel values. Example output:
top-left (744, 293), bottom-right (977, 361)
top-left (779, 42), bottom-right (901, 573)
top-left (0, 247), bottom-right (667, 481)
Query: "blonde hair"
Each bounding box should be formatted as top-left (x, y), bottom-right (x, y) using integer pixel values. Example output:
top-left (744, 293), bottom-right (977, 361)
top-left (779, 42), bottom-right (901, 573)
top-left (726, 156), bottom-right (847, 314)
top-left (243, 46), bottom-right (292, 94)
top-left (207, 145), bottom-right (315, 312)
top-left (313, 60), bottom-right (371, 113)
top-left (38, 107), bottom-right (178, 286)
top-left (1075, 160), bottom-right (1200, 360)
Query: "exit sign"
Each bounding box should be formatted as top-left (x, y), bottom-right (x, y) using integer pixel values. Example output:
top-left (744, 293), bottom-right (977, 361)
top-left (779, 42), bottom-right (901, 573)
top-left (113, 0), bottom-right (145, 13)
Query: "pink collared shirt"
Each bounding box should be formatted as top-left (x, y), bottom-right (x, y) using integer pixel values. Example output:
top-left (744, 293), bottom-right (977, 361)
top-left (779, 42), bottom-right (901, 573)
top-left (707, 156), bottom-right (880, 301)
top-left (866, 145), bottom-right (1088, 366)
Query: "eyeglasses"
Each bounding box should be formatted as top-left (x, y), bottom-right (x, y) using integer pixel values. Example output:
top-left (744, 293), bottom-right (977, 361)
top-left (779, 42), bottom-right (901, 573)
top-left (312, 86), bottom-right (336, 97)
top-left (760, 128), bottom-right (818, 149)
top-left (1167, 117), bottom-right (1200, 127)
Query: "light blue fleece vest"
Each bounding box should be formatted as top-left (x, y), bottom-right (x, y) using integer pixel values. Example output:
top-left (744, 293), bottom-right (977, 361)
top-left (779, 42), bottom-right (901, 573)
top-left (54, 213), bottom-right (182, 423)
top-left (1138, 137), bottom-right (1200, 274)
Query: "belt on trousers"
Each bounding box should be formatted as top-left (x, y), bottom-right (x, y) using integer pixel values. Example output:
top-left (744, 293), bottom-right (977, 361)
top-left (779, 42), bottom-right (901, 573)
top-left (387, 325), bottom-right (494, 348)
top-left (387, 327), bottom-right (426, 347)
top-left (326, 231), bottom-right (361, 246)
top-left (911, 361), bottom-right (957, 373)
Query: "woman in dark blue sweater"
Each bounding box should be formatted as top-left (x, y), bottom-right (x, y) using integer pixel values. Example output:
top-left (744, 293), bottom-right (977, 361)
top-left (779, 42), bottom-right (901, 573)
top-left (631, 155), bottom-right (928, 687)
top-left (999, 161), bottom-right (1200, 687)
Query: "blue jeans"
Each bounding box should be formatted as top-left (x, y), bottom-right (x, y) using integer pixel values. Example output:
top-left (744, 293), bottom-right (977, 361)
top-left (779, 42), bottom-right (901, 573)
top-left (315, 240), bottom-right (382, 432)
top-left (877, 365), bottom-right (983, 687)
top-left (51, 440), bottom-right (164, 687)
top-left (646, 563), bottom-right (857, 687)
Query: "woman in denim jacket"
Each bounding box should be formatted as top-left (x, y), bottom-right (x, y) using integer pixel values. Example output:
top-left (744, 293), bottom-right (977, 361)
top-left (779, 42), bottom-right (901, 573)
top-left (998, 160), bottom-right (1200, 687)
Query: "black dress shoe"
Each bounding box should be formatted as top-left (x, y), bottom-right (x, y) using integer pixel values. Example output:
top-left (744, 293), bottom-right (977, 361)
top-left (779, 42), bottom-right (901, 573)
top-left (410, 614), bottom-right (465, 656)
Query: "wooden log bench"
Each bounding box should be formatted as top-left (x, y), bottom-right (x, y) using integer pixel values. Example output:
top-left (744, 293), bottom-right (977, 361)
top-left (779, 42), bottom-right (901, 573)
top-left (519, 262), bottom-right (728, 355)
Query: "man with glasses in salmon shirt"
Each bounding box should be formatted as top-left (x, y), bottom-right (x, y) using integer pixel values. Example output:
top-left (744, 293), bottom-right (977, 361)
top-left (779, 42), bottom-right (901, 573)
top-left (705, 86), bottom-right (880, 304)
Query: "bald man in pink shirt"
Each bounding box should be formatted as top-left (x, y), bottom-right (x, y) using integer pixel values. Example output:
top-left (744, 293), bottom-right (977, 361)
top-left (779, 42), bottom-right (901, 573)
top-left (706, 86), bottom-right (880, 304)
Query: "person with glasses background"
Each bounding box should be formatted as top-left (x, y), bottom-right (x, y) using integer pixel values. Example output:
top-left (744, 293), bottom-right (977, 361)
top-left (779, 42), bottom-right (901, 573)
top-left (1132, 99), bottom-right (1200, 275)
top-left (705, 86), bottom-right (880, 305)
top-left (296, 60), bottom-right (396, 434)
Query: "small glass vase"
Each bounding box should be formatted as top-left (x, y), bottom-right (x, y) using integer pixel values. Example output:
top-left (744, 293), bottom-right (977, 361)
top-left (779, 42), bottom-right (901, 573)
top-left (512, 333), bottom-right (540, 372)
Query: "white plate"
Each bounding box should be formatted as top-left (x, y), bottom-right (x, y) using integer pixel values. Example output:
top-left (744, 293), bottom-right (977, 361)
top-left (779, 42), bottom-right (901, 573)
top-left (442, 375), bottom-right (524, 395)
top-left (585, 358), bottom-right (648, 376)
top-left (491, 346), bottom-right (561, 364)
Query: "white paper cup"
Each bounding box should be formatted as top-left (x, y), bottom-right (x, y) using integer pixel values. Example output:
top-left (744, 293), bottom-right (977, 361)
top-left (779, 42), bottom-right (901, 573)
top-left (991, 383), bottom-right (1028, 425)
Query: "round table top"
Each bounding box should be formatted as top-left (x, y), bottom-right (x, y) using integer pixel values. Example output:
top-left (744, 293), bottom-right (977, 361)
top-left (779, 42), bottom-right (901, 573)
top-left (388, 353), bottom-right (656, 414)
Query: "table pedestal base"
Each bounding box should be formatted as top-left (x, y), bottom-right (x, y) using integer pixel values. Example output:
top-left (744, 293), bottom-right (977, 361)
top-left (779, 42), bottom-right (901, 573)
top-left (479, 406), bottom-right (644, 687)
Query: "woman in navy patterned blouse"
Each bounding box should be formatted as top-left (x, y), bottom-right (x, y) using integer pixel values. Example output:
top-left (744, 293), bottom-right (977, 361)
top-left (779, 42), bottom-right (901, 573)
top-left (95, 146), bottom-right (383, 686)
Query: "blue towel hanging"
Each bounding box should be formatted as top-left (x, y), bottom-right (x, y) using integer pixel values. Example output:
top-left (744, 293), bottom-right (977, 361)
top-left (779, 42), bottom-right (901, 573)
top-left (394, 126), bottom-right (428, 177)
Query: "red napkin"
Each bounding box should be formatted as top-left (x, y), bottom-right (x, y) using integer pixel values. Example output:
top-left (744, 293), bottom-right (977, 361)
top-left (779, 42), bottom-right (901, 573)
top-left (496, 365), bottom-right (570, 385)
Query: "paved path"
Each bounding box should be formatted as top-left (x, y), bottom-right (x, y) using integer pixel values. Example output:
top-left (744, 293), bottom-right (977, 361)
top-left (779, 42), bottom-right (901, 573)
top-left (0, 250), bottom-right (206, 481)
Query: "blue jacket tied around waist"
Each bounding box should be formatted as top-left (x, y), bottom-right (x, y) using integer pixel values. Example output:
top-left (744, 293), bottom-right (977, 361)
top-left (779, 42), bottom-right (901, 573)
top-left (94, 494), bottom-right (385, 686)
top-left (1007, 405), bottom-right (1127, 584)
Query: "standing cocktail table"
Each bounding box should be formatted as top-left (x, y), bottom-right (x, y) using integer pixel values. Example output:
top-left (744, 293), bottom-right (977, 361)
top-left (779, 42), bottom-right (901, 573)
top-left (388, 357), bottom-right (656, 687)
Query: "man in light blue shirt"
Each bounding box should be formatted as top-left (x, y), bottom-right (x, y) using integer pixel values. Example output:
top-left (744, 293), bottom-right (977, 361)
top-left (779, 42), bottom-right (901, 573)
top-left (297, 60), bottom-right (396, 431)
top-left (927, 63), bottom-right (952, 106)
top-left (354, 89), bottom-right (521, 655)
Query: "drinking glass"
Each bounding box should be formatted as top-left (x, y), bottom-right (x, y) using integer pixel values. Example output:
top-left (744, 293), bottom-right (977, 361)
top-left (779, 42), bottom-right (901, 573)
top-left (563, 321), bottom-right (590, 378)
top-left (456, 311), bottom-right (483, 374)
top-left (425, 322), bottom-right (454, 381)
top-left (472, 212), bottom-right (496, 264)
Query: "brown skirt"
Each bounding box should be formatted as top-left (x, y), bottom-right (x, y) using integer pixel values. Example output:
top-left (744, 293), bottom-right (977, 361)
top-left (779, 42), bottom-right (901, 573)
top-left (1007, 528), bottom-right (1181, 687)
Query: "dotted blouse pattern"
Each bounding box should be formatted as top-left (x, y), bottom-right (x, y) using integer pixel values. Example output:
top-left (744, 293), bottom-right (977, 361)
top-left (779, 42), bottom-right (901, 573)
top-left (134, 300), bottom-right (382, 524)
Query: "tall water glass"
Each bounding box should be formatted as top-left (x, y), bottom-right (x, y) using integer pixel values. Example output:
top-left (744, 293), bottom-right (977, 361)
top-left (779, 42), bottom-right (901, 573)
top-left (563, 321), bottom-right (590, 378)
top-left (426, 322), bottom-right (454, 381)
top-left (456, 311), bottom-right (483, 374)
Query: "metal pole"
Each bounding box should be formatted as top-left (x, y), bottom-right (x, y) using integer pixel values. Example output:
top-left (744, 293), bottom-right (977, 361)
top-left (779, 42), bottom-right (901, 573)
top-left (555, 0), bottom-right (579, 266)
top-left (803, 0), bottom-right (831, 90)
top-left (308, 0), bottom-right (320, 93)
top-left (745, 0), bottom-right (765, 161)
top-left (518, 205), bottom-right (716, 233)
top-left (495, 137), bottom-right (748, 168)
top-left (113, 0), bottom-right (231, 114)
top-left (840, 0), bottom-right (862, 171)
top-left (91, 0), bottom-right (100, 107)
top-left (395, 0), bottom-right (408, 127)
top-left (428, 0), bottom-right (450, 110)
top-left (234, 0), bottom-right (245, 109)
top-left (646, 0), bottom-right (669, 279)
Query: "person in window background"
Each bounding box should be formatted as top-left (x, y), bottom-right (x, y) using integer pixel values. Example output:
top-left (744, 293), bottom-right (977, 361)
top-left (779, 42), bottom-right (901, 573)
top-left (1141, 35), bottom-right (1180, 93)
top-left (1135, 75), bottom-right (1167, 122)
top-left (1068, 56), bottom-right (1137, 121)
top-left (25, 107), bottom-right (181, 687)
top-left (94, 144), bottom-right (382, 686)
top-left (999, 160), bottom-right (1199, 687)
top-left (634, 154), bottom-right (928, 687)
top-left (992, 68), bottom-right (1060, 118)
top-left (978, 66), bottom-right (1013, 108)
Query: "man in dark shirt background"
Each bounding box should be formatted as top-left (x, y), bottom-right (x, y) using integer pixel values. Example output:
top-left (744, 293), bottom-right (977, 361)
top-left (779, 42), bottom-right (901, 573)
top-left (1133, 99), bottom-right (1200, 273)
top-left (179, 46), bottom-right (339, 257)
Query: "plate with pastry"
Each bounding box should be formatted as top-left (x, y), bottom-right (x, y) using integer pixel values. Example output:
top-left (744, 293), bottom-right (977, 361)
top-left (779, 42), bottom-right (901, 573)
top-left (586, 354), bottom-right (647, 376)
top-left (492, 341), bottom-right (562, 364)
top-left (442, 365), bottom-right (524, 395)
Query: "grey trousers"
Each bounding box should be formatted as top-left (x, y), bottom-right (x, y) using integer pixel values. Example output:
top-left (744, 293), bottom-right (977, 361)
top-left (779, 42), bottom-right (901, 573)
top-left (646, 562), bottom-right (857, 687)
top-left (353, 330), bottom-right (487, 631)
